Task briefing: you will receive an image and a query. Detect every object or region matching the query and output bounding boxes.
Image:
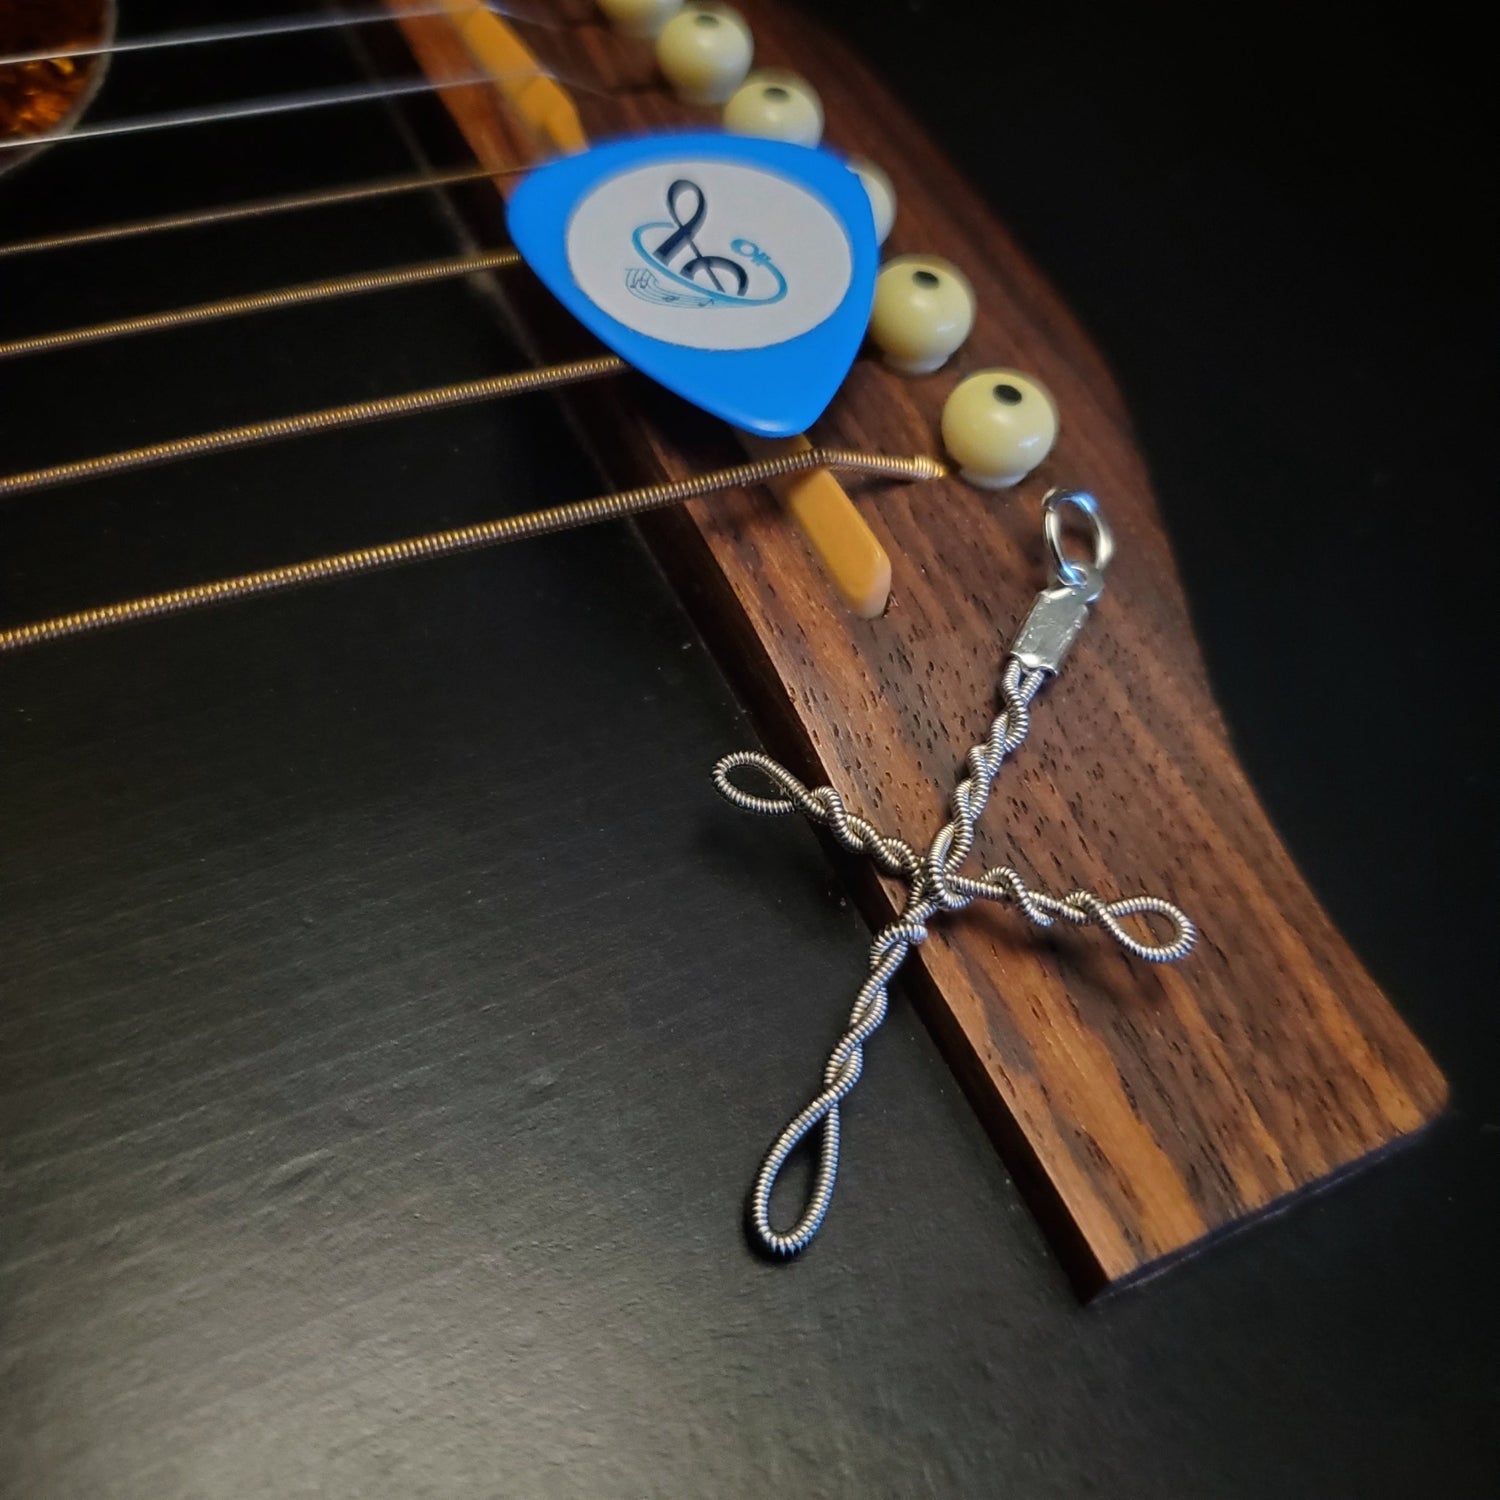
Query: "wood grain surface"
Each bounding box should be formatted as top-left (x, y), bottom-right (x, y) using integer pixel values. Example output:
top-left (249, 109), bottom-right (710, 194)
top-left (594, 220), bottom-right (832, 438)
top-left (394, 0), bottom-right (1447, 1291)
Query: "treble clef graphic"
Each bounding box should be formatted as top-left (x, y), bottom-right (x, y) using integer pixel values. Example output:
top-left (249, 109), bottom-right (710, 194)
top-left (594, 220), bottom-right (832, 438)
top-left (627, 177), bottom-right (788, 310)
top-left (649, 180), bottom-right (750, 297)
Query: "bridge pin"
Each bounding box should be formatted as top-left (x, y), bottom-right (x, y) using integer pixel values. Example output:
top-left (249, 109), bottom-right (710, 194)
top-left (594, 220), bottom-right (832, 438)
top-left (723, 69), bottom-right (824, 145)
top-left (849, 157), bottom-right (896, 245)
top-left (941, 370), bottom-right (1059, 489)
top-left (869, 254), bottom-right (975, 374)
top-left (656, 3), bottom-right (754, 105)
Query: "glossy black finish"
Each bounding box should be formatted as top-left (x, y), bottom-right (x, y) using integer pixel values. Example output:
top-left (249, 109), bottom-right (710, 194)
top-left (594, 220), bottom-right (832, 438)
top-left (1, 3), bottom-right (1493, 1496)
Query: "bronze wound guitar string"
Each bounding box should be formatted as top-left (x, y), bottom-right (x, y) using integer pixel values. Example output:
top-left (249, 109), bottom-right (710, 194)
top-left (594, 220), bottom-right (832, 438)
top-left (0, 247), bottom-right (523, 358)
top-left (0, 449), bottom-right (944, 653)
top-left (0, 164), bottom-right (525, 260)
top-left (0, 356), bottom-right (629, 499)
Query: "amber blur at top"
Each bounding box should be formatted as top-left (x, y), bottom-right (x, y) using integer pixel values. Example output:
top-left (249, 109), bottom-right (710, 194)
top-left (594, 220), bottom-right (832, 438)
top-left (0, 0), bottom-right (111, 142)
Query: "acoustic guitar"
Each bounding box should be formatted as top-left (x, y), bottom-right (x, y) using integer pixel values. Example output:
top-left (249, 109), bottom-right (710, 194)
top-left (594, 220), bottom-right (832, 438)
top-left (0, 0), bottom-right (1446, 1296)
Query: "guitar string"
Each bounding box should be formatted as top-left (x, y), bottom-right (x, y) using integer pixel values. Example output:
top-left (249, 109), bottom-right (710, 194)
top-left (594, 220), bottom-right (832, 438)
top-left (0, 450), bottom-right (945, 654)
top-left (0, 67), bottom-right (609, 154)
top-left (0, 2), bottom-right (564, 70)
top-left (0, 355), bottom-right (629, 500)
top-left (0, 164), bottom-right (524, 260)
top-left (0, 248), bottom-right (522, 359)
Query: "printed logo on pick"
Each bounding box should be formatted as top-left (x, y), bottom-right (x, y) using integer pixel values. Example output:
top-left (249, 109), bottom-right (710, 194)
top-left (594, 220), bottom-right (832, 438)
top-left (571, 160), bottom-right (848, 349)
top-left (508, 132), bottom-right (878, 437)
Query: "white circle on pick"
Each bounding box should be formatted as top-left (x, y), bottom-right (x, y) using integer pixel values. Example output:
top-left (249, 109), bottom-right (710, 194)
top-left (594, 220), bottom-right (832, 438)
top-left (565, 158), bottom-right (854, 352)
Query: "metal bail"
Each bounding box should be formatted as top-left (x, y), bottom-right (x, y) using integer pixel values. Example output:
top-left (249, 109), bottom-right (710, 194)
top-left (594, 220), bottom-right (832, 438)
top-left (1011, 490), bottom-right (1114, 673)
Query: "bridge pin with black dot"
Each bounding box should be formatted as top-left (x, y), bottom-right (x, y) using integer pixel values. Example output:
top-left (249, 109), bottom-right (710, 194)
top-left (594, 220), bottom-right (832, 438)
top-left (723, 69), bottom-right (823, 145)
top-left (656, 3), bottom-right (755, 105)
top-left (941, 370), bottom-right (1059, 489)
top-left (869, 254), bottom-right (975, 373)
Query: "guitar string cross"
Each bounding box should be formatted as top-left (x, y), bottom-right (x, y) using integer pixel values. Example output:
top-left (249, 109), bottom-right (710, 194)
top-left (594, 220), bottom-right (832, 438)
top-left (713, 492), bottom-right (1197, 1257)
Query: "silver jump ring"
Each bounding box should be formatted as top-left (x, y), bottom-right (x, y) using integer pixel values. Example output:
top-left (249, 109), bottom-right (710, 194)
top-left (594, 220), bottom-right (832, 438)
top-left (1042, 488), bottom-right (1114, 586)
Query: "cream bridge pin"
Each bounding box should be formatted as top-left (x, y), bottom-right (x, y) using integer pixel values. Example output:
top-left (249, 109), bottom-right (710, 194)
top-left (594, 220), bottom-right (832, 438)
top-left (507, 131), bottom-right (878, 435)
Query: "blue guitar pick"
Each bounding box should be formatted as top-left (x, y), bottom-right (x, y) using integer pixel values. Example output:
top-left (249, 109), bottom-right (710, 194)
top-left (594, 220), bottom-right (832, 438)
top-left (507, 131), bottom-right (878, 438)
